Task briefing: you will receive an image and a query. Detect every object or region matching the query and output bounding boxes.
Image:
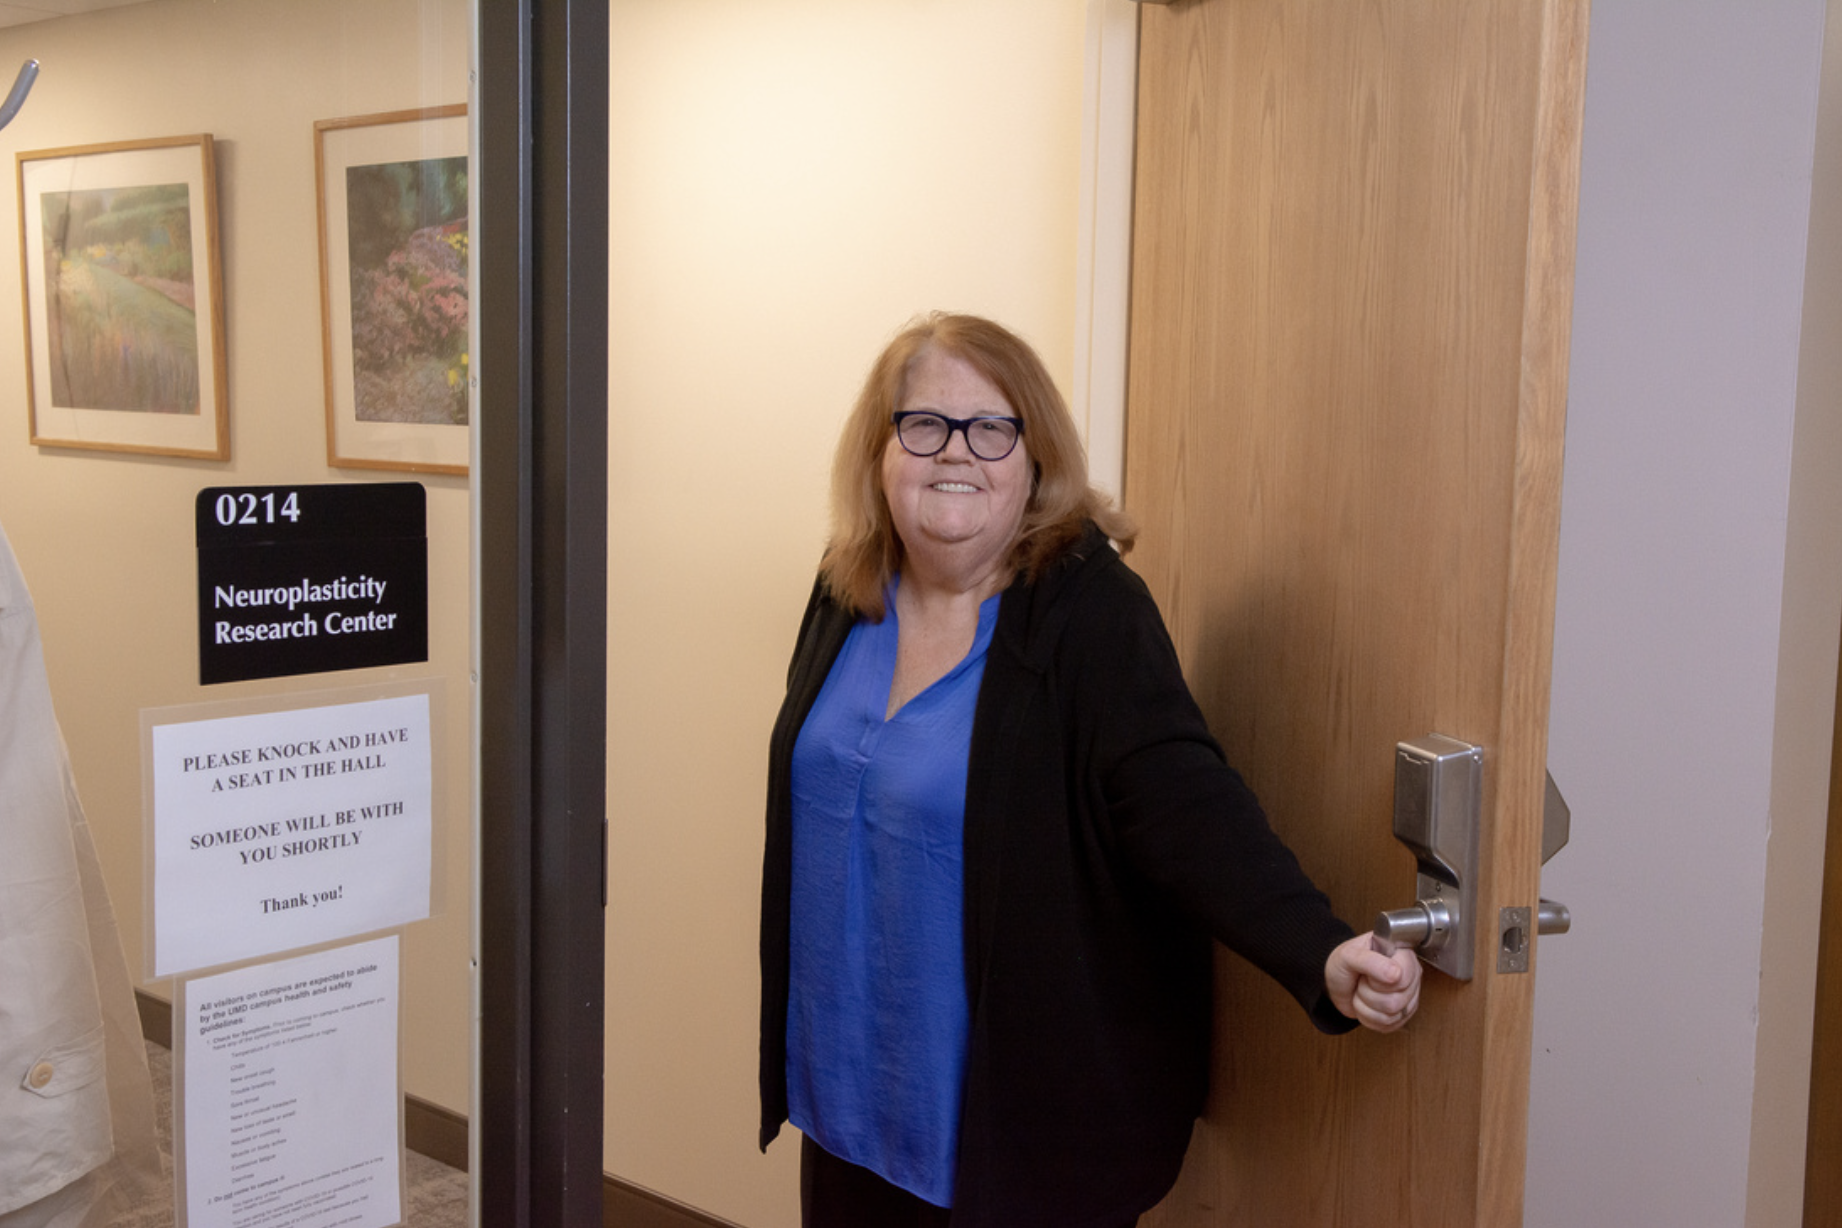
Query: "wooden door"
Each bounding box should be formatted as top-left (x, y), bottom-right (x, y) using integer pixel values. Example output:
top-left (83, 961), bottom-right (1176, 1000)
top-left (1124, 2), bottom-right (1588, 1225)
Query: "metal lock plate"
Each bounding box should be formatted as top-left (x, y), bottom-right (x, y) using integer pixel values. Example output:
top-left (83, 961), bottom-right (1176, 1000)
top-left (1392, 735), bottom-right (1483, 980)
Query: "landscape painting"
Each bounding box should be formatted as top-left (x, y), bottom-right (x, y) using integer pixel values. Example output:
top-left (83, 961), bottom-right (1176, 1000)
top-left (18, 135), bottom-right (227, 458)
top-left (41, 183), bottom-right (200, 413)
top-left (317, 106), bottom-right (469, 474)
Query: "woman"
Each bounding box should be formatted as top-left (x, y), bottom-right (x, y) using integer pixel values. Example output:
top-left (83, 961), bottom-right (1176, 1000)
top-left (759, 313), bottom-right (1420, 1228)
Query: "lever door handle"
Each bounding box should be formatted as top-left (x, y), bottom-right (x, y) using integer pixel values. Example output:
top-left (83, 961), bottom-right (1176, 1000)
top-left (1374, 898), bottom-right (1454, 952)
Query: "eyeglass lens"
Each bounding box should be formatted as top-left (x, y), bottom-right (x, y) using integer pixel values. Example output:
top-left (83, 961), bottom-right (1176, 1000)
top-left (896, 412), bottom-right (1020, 460)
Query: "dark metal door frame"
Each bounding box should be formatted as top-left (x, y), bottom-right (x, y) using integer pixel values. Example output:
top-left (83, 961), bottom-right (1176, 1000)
top-left (477, 1), bottom-right (609, 1223)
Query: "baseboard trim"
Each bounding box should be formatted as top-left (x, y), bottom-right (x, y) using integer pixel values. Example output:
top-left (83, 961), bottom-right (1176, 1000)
top-left (405, 1093), bottom-right (470, 1172)
top-left (602, 1175), bottom-right (745, 1228)
top-left (138, 991), bottom-right (743, 1225)
top-left (136, 988), bottom-right (172, 1048)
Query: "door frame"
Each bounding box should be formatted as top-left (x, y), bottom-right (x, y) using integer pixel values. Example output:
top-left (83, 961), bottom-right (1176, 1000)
top-left (476, 2), bottom-right (610, 1225)
top-left (1806, 652), bottom-right (1842, 1223)
top-left (1073, 0), bottom-right (1141, 500)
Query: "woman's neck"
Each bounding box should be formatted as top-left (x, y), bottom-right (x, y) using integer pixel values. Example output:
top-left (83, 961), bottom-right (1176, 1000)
top-left (897, 540), bottom-right (1013, 609)
top-left (885, 566), bottom-right (1002, 718)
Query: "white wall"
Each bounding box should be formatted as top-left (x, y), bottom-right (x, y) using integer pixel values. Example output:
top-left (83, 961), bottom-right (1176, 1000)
top-left (601, 4), bottom-right (1088, 1226)
top-left (1527, 2), bottom-right (1838, 1225)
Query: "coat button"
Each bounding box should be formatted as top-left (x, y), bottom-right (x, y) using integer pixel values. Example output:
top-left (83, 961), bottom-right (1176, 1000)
top-left (26, 1062), bottom-right (53, 1089)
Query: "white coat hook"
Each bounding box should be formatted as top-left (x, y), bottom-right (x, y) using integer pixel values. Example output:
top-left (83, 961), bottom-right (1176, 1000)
top-left (0, 60), bottom-right (39, 132)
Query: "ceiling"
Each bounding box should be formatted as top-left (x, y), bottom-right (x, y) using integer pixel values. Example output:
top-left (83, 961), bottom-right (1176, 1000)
top-left (0, 0), bottom-right (146, 30)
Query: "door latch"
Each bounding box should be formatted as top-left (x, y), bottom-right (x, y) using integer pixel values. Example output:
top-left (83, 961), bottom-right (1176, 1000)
top-left (1501, 771), bottom-right (1575, 970)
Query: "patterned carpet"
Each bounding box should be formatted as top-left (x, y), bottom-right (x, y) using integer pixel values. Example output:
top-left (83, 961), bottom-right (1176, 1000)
top-left (111, 1040), bottom-right (472, 1227)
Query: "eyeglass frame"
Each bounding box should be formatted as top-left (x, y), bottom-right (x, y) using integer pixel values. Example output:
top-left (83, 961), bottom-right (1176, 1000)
top-left (890, 410), bottom-right (1027, 461)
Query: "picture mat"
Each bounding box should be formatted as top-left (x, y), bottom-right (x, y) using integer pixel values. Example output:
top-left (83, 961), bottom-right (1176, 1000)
top-left (19, 139), bottom-right (225, 455)
top-left (318, 109), bottom-right (468, 473)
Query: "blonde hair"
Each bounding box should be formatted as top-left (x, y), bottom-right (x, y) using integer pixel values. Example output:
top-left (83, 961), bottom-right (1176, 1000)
top-left (821, 312), bottom-right (1135, 618)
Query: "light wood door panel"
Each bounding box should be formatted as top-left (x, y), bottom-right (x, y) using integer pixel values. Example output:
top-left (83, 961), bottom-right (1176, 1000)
top-left (1125, 2), bottom-right (1588, 1225)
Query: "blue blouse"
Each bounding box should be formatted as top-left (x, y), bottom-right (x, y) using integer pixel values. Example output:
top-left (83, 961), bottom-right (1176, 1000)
top-left (785, 588), bottom-right (999, 1207)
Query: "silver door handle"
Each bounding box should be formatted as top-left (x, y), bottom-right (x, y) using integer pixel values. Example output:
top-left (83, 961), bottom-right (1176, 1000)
top-left (1531, 774), bottom-right (1573, 942)
top-left (1538, 898), bottom-right (1571, 935)
top-left (1374, 736), bottom-right (1573, 979)
top-left (1375, 898), bottom-right (1454, 951)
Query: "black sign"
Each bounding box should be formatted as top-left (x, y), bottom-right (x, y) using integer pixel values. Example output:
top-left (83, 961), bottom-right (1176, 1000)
top-left (197, 484), bottom-right (429, 685)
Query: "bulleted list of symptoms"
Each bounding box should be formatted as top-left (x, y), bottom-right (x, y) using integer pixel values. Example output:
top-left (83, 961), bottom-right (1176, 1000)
top-left (181, 936), bottom-right (401, 1228)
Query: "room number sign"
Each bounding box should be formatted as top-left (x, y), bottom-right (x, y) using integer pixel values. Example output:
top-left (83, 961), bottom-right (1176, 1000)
top-left (195, 483), bottom-right (428, 684)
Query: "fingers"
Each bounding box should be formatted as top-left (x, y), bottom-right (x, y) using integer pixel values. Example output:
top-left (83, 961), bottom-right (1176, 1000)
top-left (1351, 950), bottom-right (1422, 1033)
top-left (1325, 933), bottom-right (1425, 1031)
top-left (1360, 950), bottom-right (1404, 985)
top-left (1342, 942), bottom-right (1406, 986)
top-left (1352, 996), bottom-right (1414, 1033)
top-left (1350, 988), bottom-right (1415, 1032)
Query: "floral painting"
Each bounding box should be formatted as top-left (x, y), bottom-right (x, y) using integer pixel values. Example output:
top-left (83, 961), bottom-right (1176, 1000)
top-left (317, 106), bottom-right (468, 474)
top-left (345, 157), bottom-right (468, 426)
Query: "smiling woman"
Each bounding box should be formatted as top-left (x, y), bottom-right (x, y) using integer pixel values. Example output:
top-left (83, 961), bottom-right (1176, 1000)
top-left (820, 313), bottom-right (1133, 622)
top-left (878, 347), bottom-right (1035, 609)
top-left (757, 313), bottom-right (1422, 1228)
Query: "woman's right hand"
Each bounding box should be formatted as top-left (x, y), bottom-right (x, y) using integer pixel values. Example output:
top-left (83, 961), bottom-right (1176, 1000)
top-left (1325, 933), bottom-right (1422, 1033)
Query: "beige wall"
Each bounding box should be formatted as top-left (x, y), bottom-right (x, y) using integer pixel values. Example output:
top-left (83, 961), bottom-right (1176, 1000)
top-left (0, 0), bottom-right (474, 1115)
top-left (602, 2), bottom-right (1087, 1223)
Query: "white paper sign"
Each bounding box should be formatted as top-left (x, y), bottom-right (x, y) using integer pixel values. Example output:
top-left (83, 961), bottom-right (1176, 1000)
top-left (181, 937), bottom-right (402, 1228)
top-left (151, 694), bottom-right (432, 976)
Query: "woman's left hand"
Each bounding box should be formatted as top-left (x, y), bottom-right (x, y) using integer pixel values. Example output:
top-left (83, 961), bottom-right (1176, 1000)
top-left (1325, 933), bottom-right (1422, 1033)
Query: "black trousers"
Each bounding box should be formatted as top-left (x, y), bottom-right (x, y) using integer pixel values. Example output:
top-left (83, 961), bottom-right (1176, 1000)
top-left (800, 1134), bottom-right (951, 1228)
top-left (799, 1134), bottom-right (1139, 1228)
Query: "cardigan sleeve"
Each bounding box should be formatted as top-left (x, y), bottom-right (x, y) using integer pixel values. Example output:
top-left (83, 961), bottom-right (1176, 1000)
top-left (1065, 559), bottom-right (1358, 1031)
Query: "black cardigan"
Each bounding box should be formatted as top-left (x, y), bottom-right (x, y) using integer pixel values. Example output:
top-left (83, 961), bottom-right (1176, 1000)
top-left (760, 525), bottom-right (1355, 1227)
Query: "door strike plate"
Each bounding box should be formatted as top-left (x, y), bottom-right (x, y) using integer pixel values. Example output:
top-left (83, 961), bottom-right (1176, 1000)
top-left (1498, 906), bottom-right (1532, 974)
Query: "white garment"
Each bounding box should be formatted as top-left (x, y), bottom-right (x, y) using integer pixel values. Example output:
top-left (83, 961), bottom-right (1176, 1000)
top-left (0, 522), bottom-right (161, 1225)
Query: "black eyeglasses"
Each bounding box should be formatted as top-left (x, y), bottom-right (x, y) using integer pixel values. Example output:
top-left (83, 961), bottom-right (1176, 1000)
top-left (891, 411), bottom-right (1025, 461)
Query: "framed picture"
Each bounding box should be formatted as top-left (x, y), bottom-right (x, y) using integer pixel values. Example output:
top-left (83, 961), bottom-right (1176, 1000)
top-left (17, 135), bottom-right (228, 459)
top-left (316, 106), bottom-right (469, 475)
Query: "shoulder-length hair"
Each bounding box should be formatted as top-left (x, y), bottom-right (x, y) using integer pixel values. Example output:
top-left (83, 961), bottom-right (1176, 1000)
top-left (821, 312), bottom-right (1135, 619)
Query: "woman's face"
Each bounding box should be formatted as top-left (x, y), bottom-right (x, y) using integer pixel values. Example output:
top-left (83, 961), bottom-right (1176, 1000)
top-left (881, 346), bottom-right (1032, 587)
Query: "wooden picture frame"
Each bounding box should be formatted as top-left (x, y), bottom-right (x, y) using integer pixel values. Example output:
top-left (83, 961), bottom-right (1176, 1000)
top-left (17, 134), bottom-right (228, 459)
top-left (316, 106), bottom-right (469, 475)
